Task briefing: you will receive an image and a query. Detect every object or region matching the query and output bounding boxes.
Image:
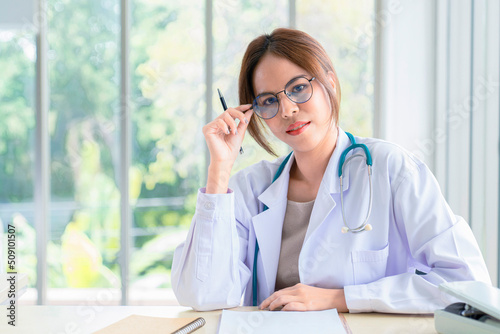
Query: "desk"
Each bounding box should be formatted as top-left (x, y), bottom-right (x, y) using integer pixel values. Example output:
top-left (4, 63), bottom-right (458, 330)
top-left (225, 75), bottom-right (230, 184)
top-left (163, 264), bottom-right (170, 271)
top-left (0, 274), bottom-right (28, 305)
top-left (0, 305), bottom-right (437, 334)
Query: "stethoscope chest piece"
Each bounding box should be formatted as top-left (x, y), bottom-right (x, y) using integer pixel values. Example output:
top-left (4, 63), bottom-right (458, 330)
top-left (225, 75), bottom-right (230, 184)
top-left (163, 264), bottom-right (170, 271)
top-left (341, 223), bottom-right (373, 233)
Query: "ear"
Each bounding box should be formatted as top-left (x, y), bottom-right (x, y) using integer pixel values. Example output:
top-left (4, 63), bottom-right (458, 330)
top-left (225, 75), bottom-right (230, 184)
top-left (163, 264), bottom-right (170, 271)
top-left (327, 71), bottom-right (337, 96)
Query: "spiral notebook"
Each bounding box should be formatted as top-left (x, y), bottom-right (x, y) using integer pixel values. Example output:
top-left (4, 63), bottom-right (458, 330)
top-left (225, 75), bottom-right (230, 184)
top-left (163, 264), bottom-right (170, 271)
top-left (93, 315), bottom-right (205, 334)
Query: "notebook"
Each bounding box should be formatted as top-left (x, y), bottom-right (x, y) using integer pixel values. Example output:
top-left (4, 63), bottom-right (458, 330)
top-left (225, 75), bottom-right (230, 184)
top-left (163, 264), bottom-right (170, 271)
top-left (93, 315), bottom-right (205, 334)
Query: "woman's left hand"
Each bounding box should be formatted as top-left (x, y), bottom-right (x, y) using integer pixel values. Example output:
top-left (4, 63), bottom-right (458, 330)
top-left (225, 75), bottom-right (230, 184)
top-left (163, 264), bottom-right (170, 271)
top-left (259, 283), bottom-right (348, 312)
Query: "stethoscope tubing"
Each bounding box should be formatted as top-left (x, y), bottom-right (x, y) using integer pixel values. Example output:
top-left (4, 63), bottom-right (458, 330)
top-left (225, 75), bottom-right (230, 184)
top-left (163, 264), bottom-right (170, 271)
top-left (340, 154), bottom-right (373, 233)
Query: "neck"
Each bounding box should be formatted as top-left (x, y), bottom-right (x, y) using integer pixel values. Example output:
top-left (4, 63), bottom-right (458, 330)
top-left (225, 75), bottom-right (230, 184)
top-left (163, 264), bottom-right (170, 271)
top-left (291, 127), bottom-right (339, 184)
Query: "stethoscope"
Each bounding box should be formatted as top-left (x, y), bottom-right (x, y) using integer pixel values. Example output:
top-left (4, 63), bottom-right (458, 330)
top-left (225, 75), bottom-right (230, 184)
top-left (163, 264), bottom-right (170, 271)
top-left (252, 132), bottom-right (373, 306)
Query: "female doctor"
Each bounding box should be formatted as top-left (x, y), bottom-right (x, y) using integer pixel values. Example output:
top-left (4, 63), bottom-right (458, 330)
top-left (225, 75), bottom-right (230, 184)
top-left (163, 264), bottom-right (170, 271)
top-left (171, 28), bottom-right (491, 313)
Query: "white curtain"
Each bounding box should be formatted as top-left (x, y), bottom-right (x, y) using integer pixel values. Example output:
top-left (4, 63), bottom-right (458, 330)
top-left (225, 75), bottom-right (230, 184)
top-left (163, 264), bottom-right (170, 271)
top-left (374, 0), bottom-right (500, 286)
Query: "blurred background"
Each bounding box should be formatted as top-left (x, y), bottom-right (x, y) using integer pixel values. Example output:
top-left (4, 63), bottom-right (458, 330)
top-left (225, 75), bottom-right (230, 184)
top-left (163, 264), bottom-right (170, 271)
top-left (0, 0), bottom-right (498, 305)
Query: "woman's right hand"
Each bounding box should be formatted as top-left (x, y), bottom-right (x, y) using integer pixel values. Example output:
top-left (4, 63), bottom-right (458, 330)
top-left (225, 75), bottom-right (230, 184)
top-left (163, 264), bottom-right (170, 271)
top-left (202, 104), bottom-right (253, 193)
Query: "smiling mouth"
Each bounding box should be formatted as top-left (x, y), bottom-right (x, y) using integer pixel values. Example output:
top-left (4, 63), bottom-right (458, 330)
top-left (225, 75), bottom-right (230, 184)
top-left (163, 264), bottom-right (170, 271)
top-left (287, 122), bottom-right (310, 133)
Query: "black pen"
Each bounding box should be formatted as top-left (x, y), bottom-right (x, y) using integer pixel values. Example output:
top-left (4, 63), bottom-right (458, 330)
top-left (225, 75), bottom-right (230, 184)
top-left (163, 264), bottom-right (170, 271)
top-left (217, 88), bottom-right (244, 155)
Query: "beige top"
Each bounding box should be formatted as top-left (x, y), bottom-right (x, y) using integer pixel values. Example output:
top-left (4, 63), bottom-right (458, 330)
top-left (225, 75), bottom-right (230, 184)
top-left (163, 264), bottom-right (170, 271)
top-left (274, 199), bottom-right (315, 291)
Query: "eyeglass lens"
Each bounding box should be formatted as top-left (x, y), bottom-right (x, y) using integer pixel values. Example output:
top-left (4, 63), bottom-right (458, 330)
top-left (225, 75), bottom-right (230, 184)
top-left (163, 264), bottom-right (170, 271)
top-left (253, 77), bottom-right (313, 119)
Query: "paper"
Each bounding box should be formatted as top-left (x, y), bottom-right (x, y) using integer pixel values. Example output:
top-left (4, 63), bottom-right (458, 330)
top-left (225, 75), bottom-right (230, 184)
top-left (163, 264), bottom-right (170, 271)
top-left (218, 309), bottom-right (346, 334)
top-left (93, 315), bottom-right (204, 334)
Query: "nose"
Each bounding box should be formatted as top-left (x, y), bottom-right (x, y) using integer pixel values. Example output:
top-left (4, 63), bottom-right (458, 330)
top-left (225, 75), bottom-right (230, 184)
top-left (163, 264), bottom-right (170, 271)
top-left (278, 92), bottom-right (298, 118)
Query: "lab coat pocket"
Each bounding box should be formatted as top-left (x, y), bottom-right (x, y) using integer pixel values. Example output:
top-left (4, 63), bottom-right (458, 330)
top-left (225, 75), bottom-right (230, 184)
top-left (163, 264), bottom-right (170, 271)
top-left (351, 244), bottom-right (389, 285)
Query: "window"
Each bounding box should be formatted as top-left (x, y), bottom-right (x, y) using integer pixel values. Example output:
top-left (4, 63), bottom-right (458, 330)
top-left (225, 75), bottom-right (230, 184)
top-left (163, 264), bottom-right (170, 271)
top-left (0, 29), bottom-right (37, 295)
top-left (1, 0), bottom-right (374, 304)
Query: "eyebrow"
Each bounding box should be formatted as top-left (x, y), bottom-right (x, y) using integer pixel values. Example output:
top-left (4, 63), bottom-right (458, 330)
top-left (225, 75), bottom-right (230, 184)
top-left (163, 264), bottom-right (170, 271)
top-left (255, 74), bottom-right (310, 96)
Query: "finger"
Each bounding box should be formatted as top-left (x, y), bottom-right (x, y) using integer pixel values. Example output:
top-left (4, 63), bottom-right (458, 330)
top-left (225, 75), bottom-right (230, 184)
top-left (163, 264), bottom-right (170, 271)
top-left (222, 112), bottom-right (238, 135)
top-left (269, 295), bottom-right (295, 311)
top-left (227, 105), bottom-right (253, 126)
top-left (234, 103), bottom-right (253, 112)
top-left (259, 297), bottom-right (272, 310)
top-left (215, 118), bottom-right (230, 135)
top-left (236, 108), bottom-right (254, 133)
top-left (259, 291), bottom-right (279, 310)
top-left (282, 302), bottom-right (306, 312)
top-left (259, 289), bottom-right (286, 310)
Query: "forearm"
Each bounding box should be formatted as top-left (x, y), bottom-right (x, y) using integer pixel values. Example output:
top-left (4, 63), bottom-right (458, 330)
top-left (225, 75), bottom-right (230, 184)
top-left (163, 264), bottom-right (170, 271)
top-left (206, 163), bottom-right (233, 194)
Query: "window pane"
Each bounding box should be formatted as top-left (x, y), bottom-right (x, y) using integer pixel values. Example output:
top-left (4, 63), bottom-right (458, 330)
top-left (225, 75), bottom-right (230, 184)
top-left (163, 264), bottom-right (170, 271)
top-left (0, 30), bottom-right (37, 300)
top-left (297, 0), bottom-right (374, 137)
top-left (47, 0), bottom-right (121, 303)
top-left (129, 0), bottom-right (205, 304)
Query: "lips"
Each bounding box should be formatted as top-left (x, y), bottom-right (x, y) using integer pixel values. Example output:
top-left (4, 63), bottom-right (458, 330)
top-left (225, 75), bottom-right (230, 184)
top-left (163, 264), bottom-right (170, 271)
top-left (286, 121), bottom-right (311, 135)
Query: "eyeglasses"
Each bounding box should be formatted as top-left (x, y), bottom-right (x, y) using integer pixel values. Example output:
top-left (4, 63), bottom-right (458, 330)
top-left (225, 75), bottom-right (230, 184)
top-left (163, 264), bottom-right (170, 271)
top-left (252, 76), bottom-right (315, 119)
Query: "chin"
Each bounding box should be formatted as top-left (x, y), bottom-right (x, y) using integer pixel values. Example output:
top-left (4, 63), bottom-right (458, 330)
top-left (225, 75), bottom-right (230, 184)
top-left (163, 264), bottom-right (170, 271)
top-left (289, 140), bottom-right (319, 153)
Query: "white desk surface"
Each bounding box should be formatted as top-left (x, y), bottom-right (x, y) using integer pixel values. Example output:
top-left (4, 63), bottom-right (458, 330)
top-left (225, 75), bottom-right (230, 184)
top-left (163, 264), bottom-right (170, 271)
top-left (0, 305), bottom-right (437, 334)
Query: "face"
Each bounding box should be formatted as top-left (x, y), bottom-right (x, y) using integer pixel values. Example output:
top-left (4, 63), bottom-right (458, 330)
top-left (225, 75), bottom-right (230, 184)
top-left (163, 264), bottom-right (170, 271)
top-left (252, 53), bottom-right (337, 154)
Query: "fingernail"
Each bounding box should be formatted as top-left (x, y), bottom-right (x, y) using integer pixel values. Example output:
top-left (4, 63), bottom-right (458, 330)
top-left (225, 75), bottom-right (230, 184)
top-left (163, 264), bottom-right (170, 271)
top-left (227, 129), bottom-right (230, 134)
top-left (244, 118), bottom-right (249, 124)
top-left (235, 130), bottom-right (238, 135)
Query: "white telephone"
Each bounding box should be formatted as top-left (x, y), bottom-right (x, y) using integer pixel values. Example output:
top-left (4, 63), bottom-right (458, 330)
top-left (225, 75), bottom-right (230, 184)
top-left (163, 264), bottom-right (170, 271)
top-left (435, 281), bottom-right (500, 334)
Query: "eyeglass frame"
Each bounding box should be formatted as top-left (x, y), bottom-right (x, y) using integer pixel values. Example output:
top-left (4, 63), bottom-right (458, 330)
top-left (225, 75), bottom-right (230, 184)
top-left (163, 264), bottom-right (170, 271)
top-left (252, 76), bottom-right (316, 119)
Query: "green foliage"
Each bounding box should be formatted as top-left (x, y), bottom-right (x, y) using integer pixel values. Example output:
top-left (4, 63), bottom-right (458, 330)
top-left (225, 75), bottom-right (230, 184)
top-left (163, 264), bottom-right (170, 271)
top-left (61, 218), bottom-right (117, 288)
top-left (0, 32), bottom-right (35, 203)
top-left (297, 0), bottom-right (374, 137)
top-left (1, 0), bottom-right (374, 292)
top-left (132, 0), bottom-right (205, 198)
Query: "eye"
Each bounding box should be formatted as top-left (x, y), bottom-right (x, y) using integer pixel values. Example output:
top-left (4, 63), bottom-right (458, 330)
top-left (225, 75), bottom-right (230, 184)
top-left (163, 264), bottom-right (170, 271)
top-left (262, 96), bottom-right (278, 106)
top-left (291, 84), bottom-right (306, 93)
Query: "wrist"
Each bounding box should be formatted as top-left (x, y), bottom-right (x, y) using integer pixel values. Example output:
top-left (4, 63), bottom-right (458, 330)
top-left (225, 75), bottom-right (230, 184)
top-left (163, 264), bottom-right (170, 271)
top-left (206, 163), bottom-right (233, 194)
top-left (333, 289), bottom-right (348, 313)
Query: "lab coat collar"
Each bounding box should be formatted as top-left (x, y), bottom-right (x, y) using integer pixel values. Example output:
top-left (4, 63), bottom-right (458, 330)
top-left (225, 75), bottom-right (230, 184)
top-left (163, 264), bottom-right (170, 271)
top-left (257, 154), bottom-right (294, 210)
top-left (304, 128), bottom-right (352, 242)
top-left (252, 154), bottom-right (293, 297)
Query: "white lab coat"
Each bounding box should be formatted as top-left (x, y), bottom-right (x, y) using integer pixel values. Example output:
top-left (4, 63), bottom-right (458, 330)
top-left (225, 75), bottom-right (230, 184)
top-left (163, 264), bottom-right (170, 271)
top-left (171, 128), bottom-right (491, 313)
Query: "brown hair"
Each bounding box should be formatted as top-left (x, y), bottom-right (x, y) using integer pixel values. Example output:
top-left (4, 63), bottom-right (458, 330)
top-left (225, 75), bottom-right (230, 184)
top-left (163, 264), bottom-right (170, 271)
top-left (238, 28), bottom-right (341, 156)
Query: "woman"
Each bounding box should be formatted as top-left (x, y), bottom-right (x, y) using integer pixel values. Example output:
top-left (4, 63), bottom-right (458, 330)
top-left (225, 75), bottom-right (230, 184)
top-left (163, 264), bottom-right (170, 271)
top-left (171, 28), bottom-right (490, 313)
